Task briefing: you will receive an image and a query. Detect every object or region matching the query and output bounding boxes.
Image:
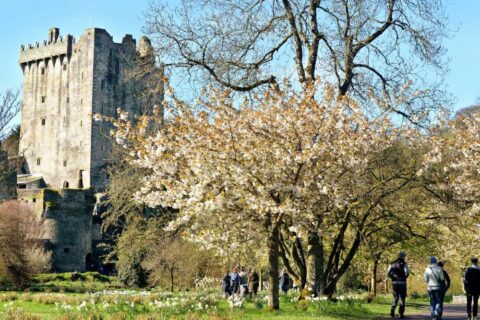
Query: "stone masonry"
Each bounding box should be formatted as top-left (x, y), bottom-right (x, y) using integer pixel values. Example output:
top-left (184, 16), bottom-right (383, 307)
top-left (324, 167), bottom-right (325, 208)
top-left (16, 27), bottom-right (156, 272)
top-left (19, 27), bottom-right (144, 191)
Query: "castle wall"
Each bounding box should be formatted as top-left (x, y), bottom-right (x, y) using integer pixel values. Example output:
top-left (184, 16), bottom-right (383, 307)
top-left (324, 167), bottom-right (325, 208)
top-left (19, 29), bottom-right (94, 190)
top-left (19, 28), bottom-right (139, 192)
top-left (18, 188), bottom-right (94, 272)
top-left (90, 30), bottom-right (138, 190)
top-left (16, 27), bottom-right (158, 273)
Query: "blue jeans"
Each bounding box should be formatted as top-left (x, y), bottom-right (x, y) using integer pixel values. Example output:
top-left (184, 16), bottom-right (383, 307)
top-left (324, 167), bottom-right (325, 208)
top-left (429, 290), bottom-right (442, 317)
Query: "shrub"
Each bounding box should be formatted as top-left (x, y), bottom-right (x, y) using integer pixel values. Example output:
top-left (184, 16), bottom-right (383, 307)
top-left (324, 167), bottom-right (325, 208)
top-left (0, 201), bottom-right (51, 289)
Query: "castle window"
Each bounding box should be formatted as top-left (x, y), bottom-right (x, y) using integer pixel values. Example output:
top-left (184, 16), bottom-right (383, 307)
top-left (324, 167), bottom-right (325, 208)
top-left (115, 60), bottom-right (120, 74)
top-left (63, 181), bottom-right (69, 188)
top-left (63, 160), bottom-right (67, 167)
top-left (36, 158), bottom-right (41, 166)
top-left (66, 97), bottom-right (69, 103)
top-left (32, 198), bottom-right (36, 203)
top-left (41, 118), bottom-right (46, 126)
top-left (81, 72), bottom-right (84, 80)
top-left (41, 96), bottom-right (46, 103)
top-left (40, 68), bottom-right (45, 75)
top-left (80, 99), bottom-right (83, 105)
top-left (63, 248), bottom-right (70, 253)
top-left (80, 120), bottom-right (83, 127)
top-left (63, 64), bottom-right (67, 71)
top-left (101, 79), bottom-right (105, 90)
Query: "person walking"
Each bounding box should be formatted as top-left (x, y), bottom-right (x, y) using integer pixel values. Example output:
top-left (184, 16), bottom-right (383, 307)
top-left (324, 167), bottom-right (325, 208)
top-left (280, 271), bottom-right (290, 294)
top-left (222, 270), bottom-right (232, 298)
top-left (248, 269), bottom-right (260, 298)
top-left (464, 257), bottom-right (480, 320)
top-left (437, 261), bottom-right (451, 319)
top-left (231, 266), bottom-right (240, 295)
top-left (424, 257), bottom-right (445, 320)
top-left (387, 251), bottom-right (410, 318)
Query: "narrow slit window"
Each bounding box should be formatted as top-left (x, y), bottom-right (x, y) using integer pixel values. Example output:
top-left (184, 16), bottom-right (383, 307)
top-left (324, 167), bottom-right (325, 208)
top-left (63, 64), bottom-right (67, 71)
top-left (41, 118), bottom-right (46, 126)
top-left (40, 68), bottom-right (45, 75)
top-left (63, 160), bottom-right (67, 167)
top-left (41, 96), bottom-right (46, 103)
top-left (36, 158), bottom-right (41, 166)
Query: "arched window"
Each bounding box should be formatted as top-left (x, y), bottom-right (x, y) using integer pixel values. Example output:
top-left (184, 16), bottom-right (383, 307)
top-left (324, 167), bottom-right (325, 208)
top-left (63, 181), bottom-right (69, 189)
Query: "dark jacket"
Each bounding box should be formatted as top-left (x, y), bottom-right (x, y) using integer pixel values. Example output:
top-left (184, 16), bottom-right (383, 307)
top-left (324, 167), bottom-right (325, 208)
top-left (248, 272), bottom-right (259, 291)
top-left (388, 258), bottom-right (410, 283)
top-left (222, 274), bottom-right (231, 293)
top-left (442, 269), bottom-right (451, 292)
top-left (464, 265), bottom-right (480, 294)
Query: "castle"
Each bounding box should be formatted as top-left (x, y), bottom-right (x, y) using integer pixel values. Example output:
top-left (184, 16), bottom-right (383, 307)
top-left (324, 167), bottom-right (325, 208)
top-left (14, 27), bottom-right (159, 272)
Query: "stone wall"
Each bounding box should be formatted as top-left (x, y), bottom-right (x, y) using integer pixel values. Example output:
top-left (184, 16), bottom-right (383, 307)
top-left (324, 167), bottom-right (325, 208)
top-left (18, 28), bottom-right (139, 192)
top-left (18, 188), bottom-right (94, 272)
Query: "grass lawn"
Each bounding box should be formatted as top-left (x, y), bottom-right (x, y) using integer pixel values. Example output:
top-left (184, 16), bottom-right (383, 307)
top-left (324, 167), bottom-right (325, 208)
top-left (0, 292), bottom-right (431, 320)
top-left (0, 273), bottom-right (430, 319)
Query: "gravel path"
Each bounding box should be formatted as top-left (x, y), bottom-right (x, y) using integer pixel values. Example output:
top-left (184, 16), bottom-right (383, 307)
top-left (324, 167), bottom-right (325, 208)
top-left (378, 304), bottom-right (467, 319)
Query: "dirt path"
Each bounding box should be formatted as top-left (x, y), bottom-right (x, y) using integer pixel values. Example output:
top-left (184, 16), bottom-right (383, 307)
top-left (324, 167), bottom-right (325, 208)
top-left (378, 304), bottom-right (467, 319)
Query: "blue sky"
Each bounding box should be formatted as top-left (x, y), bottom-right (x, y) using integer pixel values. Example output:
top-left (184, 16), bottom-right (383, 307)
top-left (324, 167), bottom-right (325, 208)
top-left (0, 0), bottom-right (478, 113)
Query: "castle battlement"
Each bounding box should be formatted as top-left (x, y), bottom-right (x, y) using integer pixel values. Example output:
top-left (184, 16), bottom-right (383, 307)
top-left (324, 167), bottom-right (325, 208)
top-left (19, 28), bottom-right (74, 65)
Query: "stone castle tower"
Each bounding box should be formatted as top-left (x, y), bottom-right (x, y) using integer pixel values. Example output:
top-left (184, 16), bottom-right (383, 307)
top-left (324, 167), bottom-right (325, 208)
top-left (18, 27), bottom-right (146, 191)
top-left (16, 27), bottom-right (158, 272)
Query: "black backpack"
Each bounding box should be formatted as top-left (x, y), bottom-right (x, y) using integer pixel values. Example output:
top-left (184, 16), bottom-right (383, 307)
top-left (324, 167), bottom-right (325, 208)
top-left (389, 260), bottom-right (407, 281)
top-left (465, 267), bottom-right (480, 293)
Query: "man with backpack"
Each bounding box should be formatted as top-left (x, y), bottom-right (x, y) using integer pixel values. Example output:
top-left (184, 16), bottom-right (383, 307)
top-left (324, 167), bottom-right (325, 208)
top-left (424, 257), bottom-right (445, 320)
top-left (437, 261), bottom-right (451, 319)
top-left (464, 257), bottom-right (480, 320)
top-left (387, 252), bottom-right (410, 318)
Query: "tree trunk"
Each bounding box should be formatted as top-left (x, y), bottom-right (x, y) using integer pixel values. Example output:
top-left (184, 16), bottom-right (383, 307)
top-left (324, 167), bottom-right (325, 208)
top-left (267, 224), bottom-right (280, 309)
top-left (259, 268), bottom-right (263, 291)
top-left (170, 267), bottom-right (174, 292)
top-left (306, 230), bottom-right (324, 296)
top-left (371, 259), bottom-right (379, 297)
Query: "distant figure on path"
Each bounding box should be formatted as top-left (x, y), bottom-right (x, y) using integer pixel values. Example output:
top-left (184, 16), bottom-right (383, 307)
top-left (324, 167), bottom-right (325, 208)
top-left (437, 261), bottom-right (451, 319)
top-left (231, 266), bottom-right (240, 295)
top-left (464, 257), bottom-right (480, 320)
top-left (424, 256), bottom-right (445, 320)
top-left (281, 271), bottom-right (290, 294)
top-left (222, 270), bottom-right (232, 297)
top-left (248, 269), bottom-right (260, 298)
top-left (387, 251), bottom-right (410, 318)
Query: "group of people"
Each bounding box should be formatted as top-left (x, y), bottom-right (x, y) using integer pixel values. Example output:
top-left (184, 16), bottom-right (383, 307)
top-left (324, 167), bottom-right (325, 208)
top-left (221, 267), bottom-right (292, 298)
top-left (388, 252), bottom-right (480, 320)
top-left (222, 266), bottom-right (260, 298)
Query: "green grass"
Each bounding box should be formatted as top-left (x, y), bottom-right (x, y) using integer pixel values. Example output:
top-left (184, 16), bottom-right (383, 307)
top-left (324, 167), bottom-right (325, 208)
top-left (0, 290), bottom-right (432, 320)
top-left (27, 272), bottom-right (123, 293)
top-left (0, 274), bottom-right (433, 319)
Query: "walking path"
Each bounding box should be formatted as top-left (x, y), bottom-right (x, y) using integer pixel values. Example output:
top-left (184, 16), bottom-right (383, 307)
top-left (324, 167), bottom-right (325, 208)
top-left (379, 304), bottom-right (466, 319)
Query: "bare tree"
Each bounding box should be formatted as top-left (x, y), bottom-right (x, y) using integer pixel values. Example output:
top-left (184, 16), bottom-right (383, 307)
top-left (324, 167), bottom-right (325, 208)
top-left (0, 90), bottom-right (21, 141)
top-left (144, 0), bottom-right (449, 123)
top-left (0, 201), bottom-right (51, 288)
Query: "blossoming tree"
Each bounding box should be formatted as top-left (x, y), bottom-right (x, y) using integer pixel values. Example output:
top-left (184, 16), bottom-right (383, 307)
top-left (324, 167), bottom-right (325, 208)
top-left (107, 81), bottom-right (427, 307)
